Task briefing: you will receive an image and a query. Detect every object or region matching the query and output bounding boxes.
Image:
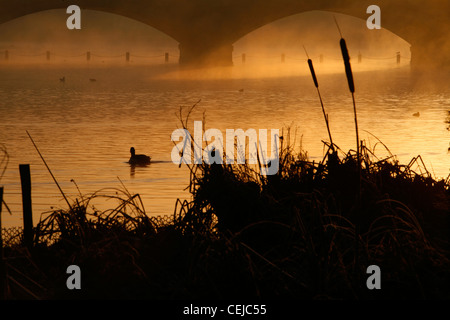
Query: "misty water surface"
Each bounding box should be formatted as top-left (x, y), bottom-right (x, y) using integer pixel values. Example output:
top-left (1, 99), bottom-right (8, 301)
top-left (0, 63), bottom-right (449, 228)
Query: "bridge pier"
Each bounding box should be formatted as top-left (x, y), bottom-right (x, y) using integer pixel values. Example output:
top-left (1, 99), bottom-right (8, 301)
top-left (410, 46), bottom-right (450, 72)
top-left (409, 31), bottom-right (450, 72)
top-left (178, 43), bottom-right (234, 67)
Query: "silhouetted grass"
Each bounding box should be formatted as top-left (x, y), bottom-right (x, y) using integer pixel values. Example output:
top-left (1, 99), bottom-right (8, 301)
top-left (2, 37), bottom-right (450, 300)
top-left (172, 122), bottom-right (450, 299)
top-left (3, 114), bottom-right (448, 300)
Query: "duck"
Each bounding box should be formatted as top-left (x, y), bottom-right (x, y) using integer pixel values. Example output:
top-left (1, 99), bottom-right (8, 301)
top-left (412, 112), bottom-right (420, 117)
top-left (128, 147), bottom-right (151, 165)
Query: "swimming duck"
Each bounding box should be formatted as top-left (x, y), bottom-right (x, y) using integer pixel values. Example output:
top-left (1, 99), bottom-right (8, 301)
top-left (129, 147), bottom-right (151, 165)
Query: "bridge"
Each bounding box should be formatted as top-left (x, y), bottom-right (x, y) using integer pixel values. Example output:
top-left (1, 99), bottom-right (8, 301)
top-left (1, 0), bottom-right (449, 70)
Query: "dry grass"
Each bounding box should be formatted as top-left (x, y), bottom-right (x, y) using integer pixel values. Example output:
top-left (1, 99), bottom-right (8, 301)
top-left (1, 110), bottom-right (449, 299)
top-left (1, 37), bottom-right (450, 299)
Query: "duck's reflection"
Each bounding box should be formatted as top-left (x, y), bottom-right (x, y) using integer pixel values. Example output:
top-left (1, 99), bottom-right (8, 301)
top-left (130, 164), bottom-right (136, 178)
top-left (129, 162), bottom-right (152, 179)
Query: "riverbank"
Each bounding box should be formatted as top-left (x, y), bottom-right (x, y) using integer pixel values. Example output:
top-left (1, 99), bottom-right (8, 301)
top-left (1, 130), bottom-right (449, 299)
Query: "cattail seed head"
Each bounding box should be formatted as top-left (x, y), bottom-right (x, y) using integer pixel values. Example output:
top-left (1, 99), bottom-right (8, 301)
top-left (340, 38), bottom-right (355, 93)
top-left (307, 59), bottom-right (319, 88)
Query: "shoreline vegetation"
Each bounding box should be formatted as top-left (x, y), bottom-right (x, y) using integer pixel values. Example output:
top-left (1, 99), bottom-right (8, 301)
top-left (2, 107), bottom-right (449, 300)
top-left (1, 37), bottom-right (450, 300)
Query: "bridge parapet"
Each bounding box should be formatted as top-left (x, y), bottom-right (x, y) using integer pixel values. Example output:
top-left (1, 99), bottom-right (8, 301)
top-left (0, 0), bottom-right (449, 69)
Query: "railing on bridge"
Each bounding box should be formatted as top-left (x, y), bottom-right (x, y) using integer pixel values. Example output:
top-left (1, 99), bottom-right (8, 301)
top-left (0, 49), bottom-right (409, 66)
top-left (0, 50), bottom-right (178, 64)
top-left (233, 51), bottom-right (409, 65)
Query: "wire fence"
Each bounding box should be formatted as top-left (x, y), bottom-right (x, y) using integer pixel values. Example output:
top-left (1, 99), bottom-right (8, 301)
top-left (0, 213), bottom-right (176, 248)
top-left (1, 227), bottom-right (23, 247)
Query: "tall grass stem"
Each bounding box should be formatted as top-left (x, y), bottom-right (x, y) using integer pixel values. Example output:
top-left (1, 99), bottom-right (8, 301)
top-left (303, 46), bottom-right (334, 148)
top-left (26, 130), bottom-right (72, 211)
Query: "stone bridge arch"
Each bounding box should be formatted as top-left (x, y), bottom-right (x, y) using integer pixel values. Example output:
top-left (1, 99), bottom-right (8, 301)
top-left (0, 0), bottom-right (448, 69)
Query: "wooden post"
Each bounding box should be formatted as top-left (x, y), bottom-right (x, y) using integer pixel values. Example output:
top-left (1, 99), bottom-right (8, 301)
top-left (19, 165), bottom-right (33, 249)
top-left (242, 53), bottom-right (246, 64)
top-left (165, 52), bottom-right (169, 63)
top-left (126, 52), bottom-right (130, 62)
top-left (396, 52), bottom-right (401, 65)
top-left (0, 187), bottom-right (5, 300)
top-left (86, 51), bottom-right (91, 61)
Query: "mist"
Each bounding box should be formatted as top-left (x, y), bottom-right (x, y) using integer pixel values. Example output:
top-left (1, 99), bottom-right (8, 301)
top-left (0, 9), bottom-right (179, 66)
top-left (0, 9), bottom-right (411, 79)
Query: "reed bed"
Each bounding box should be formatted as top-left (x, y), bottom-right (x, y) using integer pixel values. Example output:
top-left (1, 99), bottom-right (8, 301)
top-left (2, 36), bottom-right (450, 300)
top-left (5, 110), bottom-right (448, 300)
top-left (171, 121), bottom-right (450, 299)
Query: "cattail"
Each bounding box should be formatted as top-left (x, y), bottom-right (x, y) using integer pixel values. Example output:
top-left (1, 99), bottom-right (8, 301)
top-left (304, 46), bottom-right (333, 148)
top-left (340, 38), bottom-right (359, 161)
top-left (340, 38), bottom-right (355, 93)
top-left (334, 19), bottom-right (362, 278)
top-left (334, 16), bottom-right (360, 166)
top-left (307, 59), bottom-right (319, 88)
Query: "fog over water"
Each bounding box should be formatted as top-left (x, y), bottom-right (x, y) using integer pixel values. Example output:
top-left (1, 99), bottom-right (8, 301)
top-left (0, 9), bottom-right (448, 228)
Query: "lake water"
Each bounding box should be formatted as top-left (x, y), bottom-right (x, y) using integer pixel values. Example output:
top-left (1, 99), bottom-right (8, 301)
top-left (0, 61), bottom-right (449, 228)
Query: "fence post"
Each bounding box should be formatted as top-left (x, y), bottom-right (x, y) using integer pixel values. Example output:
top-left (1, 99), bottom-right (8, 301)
top-left (396, 52), bottom-right (401, 65)
top-left (19, 165), bottom-right (33, 249)
top-left (165, 52), bottom-right (169, 63)
top-left (0, 187), bottom-right (5, 300)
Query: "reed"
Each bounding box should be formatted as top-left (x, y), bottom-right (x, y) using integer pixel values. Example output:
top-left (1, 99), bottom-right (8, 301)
top-left (26, 131), bottom-right (72, 211)
top-left (182, 124), bottom-right (450, 298)
top-left (0, 143), bottom-right (8, 181)
top-left (0, 144), bottom-right (11, 215)
top-left (303, 46), bottom-right (334, 149)
top-left (334, 17), bottom-right (360, 166)
top-left (2, 49), bottom-right (450, 301)
top-left (2, 117), bottom-right (449, 299)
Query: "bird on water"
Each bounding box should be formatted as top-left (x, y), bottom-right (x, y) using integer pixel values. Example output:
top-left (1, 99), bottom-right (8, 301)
top-left (128, 147), bottom-right (151, 165)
